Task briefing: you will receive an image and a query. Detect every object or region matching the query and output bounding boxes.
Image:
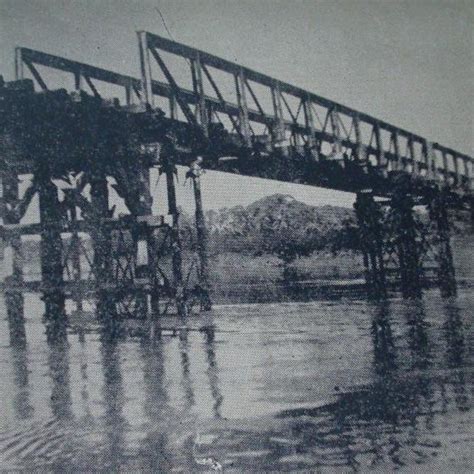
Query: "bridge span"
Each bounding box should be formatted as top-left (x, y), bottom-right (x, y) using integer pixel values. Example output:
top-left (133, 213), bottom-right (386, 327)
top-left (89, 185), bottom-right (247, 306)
top-left (1, 31), bottom-right (472, 343)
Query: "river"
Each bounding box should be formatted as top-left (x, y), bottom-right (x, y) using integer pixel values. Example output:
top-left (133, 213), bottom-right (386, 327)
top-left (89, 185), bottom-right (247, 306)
top-left (0, 290), bottom-right (472, 472)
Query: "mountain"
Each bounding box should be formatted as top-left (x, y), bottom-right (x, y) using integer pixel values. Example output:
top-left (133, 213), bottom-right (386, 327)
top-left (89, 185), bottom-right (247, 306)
top-left (208, 194), bottom-right (354, 229)
top-left (204, 194), bottom-right (357, 255)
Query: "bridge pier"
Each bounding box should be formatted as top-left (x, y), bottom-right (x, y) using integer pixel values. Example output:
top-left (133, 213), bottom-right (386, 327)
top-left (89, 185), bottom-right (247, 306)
top-left (354, 191), bottom-right (387, 299)
top-left (65, 192), bottom-right (83, 312)
top-left (429, 188), bottom-right (457, 298)
top-left (137, 165), bottom-right (161, 322)
top-left (89, 172), bottom-right (118, 335)
top-left (1, 171), bottom-right (26, 347)
top-left (391, 191), bottom-right (422, 299)
top-left (356, 182), bottom-right (460, 300)
top-left (38, 173), bottom-right (67, 343)
top-left (162, 153), bottom-right (188, 318)
top-left (132, 164), bottom-right (156, 321)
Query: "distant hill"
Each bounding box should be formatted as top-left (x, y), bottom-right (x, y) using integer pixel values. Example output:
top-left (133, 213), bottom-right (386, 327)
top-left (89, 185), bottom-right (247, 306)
top-left (206, 194), bottom-right (355, 228)
top-left (204, 194), bottom-right (357, 255)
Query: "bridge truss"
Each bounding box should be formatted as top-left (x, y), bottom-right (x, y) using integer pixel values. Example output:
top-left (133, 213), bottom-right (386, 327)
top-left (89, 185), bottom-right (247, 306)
top-left (1, 31), bottom-right (472, 343)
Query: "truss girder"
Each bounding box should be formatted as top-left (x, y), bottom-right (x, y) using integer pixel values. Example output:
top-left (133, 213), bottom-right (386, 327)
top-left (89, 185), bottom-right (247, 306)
top-left (9, 35), bottom-right (472, 193)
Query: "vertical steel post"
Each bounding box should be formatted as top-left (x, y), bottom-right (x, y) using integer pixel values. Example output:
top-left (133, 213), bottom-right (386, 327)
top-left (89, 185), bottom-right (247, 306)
top-left (14, 47), bottom-right (24, 81)
top-left (354, 115), bottom-right (367, 166)
top-left (163, 152), bottom-right (188, 317)
top-left (374, 122), bottom-right (386, 175)
top-left (407, 136), bottom-right (417, 174)
top-left (271, 82), bottom-right (285, 146)
top-left (391, 131), bottom-right (401, 172)
top-left (2, 172), bottom-right (26, 346)
top-left (192, 54), bottom-right (209, 137)
top-left (235, 68), bottom-right (251, 147)
top-left (303, 97), bottom-right (316, 150)
top-left (470, 194), bottom-right (474, 232)
top-left (125, 83), bottom-right (132, 106)
top-left (137, 31), bottom-right (154, 108)
top-left (38, 174), bottom-right (67, 342)
top-left (354, 191), bottom-right (387, 299)
top-left (330, 107), bottom-right (343, 160)
top-left (462, 156), bottom-right (471, 191)
top-left (429, 188), bottom-right (457, 298)
top-left (169, 95), bottom-right (178, 120)
top-left (189, 158), bottom-right (212, 311)
top-left (74, 69), bottom-right (83, 92)
top-left (423, 140), bottom-right (435, 181)
top-left (452, 154), bottom-right (460, 185)
top-left (441, 150), bottom-right (449, 183)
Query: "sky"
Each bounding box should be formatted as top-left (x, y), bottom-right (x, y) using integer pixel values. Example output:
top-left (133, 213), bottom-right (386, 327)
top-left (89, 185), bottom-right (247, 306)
top-left (0, 0), bottom-right (472, 212)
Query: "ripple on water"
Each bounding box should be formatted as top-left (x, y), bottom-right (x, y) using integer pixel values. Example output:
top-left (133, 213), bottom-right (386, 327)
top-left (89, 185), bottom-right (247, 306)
top-left (0, 290), bottom-right (472, 471)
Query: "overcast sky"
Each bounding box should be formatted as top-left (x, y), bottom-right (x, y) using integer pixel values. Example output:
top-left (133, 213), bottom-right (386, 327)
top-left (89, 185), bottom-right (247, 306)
top-left (0, 0), bottom-right (472, 211)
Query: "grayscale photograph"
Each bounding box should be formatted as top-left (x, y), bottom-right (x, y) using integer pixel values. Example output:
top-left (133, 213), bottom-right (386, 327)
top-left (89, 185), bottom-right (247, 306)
top-left (0, 0), bottom-right (472, 472)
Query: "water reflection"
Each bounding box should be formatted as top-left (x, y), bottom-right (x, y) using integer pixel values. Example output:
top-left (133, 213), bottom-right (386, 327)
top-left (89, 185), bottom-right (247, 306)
top-left (42, 295), bottom-right (68, 345)
top-left (178, 332), bottom-right (195, 408)
top-left (5, 291), bottom-right (26, 347)
top-left (100, 340), bottom-right (126, 471)
top-left (77, 329), bottom-right (93, 422)
top-left (47, 340), bottom-right (73, 421)
top-left (443, 299), bottom-right (466, 368)
top-left (371, 300), bottom-right (397, 379)
top-left (10, 345), bottom-right (34, 420)
top-left (238, 299), bottom-right (471, 471)
top-left (0, 291), bottom-right (472, 471)
top-left (404, 299), bottom-right (433, 371)
top-left (203, 327), bottom-right (223, 419)
top-left (442, 299), bottom-right (470, 412)
top-left (139, 339), bottom-right (174, 472)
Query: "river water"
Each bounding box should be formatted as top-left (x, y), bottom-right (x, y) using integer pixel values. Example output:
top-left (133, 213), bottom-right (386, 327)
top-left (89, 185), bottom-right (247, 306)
top-left (0, 290), bottom-right (472, 472)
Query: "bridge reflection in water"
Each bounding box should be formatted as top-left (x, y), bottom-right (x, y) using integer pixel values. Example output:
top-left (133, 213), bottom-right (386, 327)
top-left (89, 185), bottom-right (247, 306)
top-left (0, 291), bottom-right (472, 471)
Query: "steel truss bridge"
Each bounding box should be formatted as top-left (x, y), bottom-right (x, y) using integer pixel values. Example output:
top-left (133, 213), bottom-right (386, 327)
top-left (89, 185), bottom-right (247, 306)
top-left (0, 31), bottom-right (472, 343)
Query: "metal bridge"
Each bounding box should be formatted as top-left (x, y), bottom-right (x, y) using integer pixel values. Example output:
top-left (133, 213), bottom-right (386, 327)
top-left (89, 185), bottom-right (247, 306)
top-left (0, 31), bottom-right (472, 343)
top-left (9, 32), bottom-right (472, 193)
